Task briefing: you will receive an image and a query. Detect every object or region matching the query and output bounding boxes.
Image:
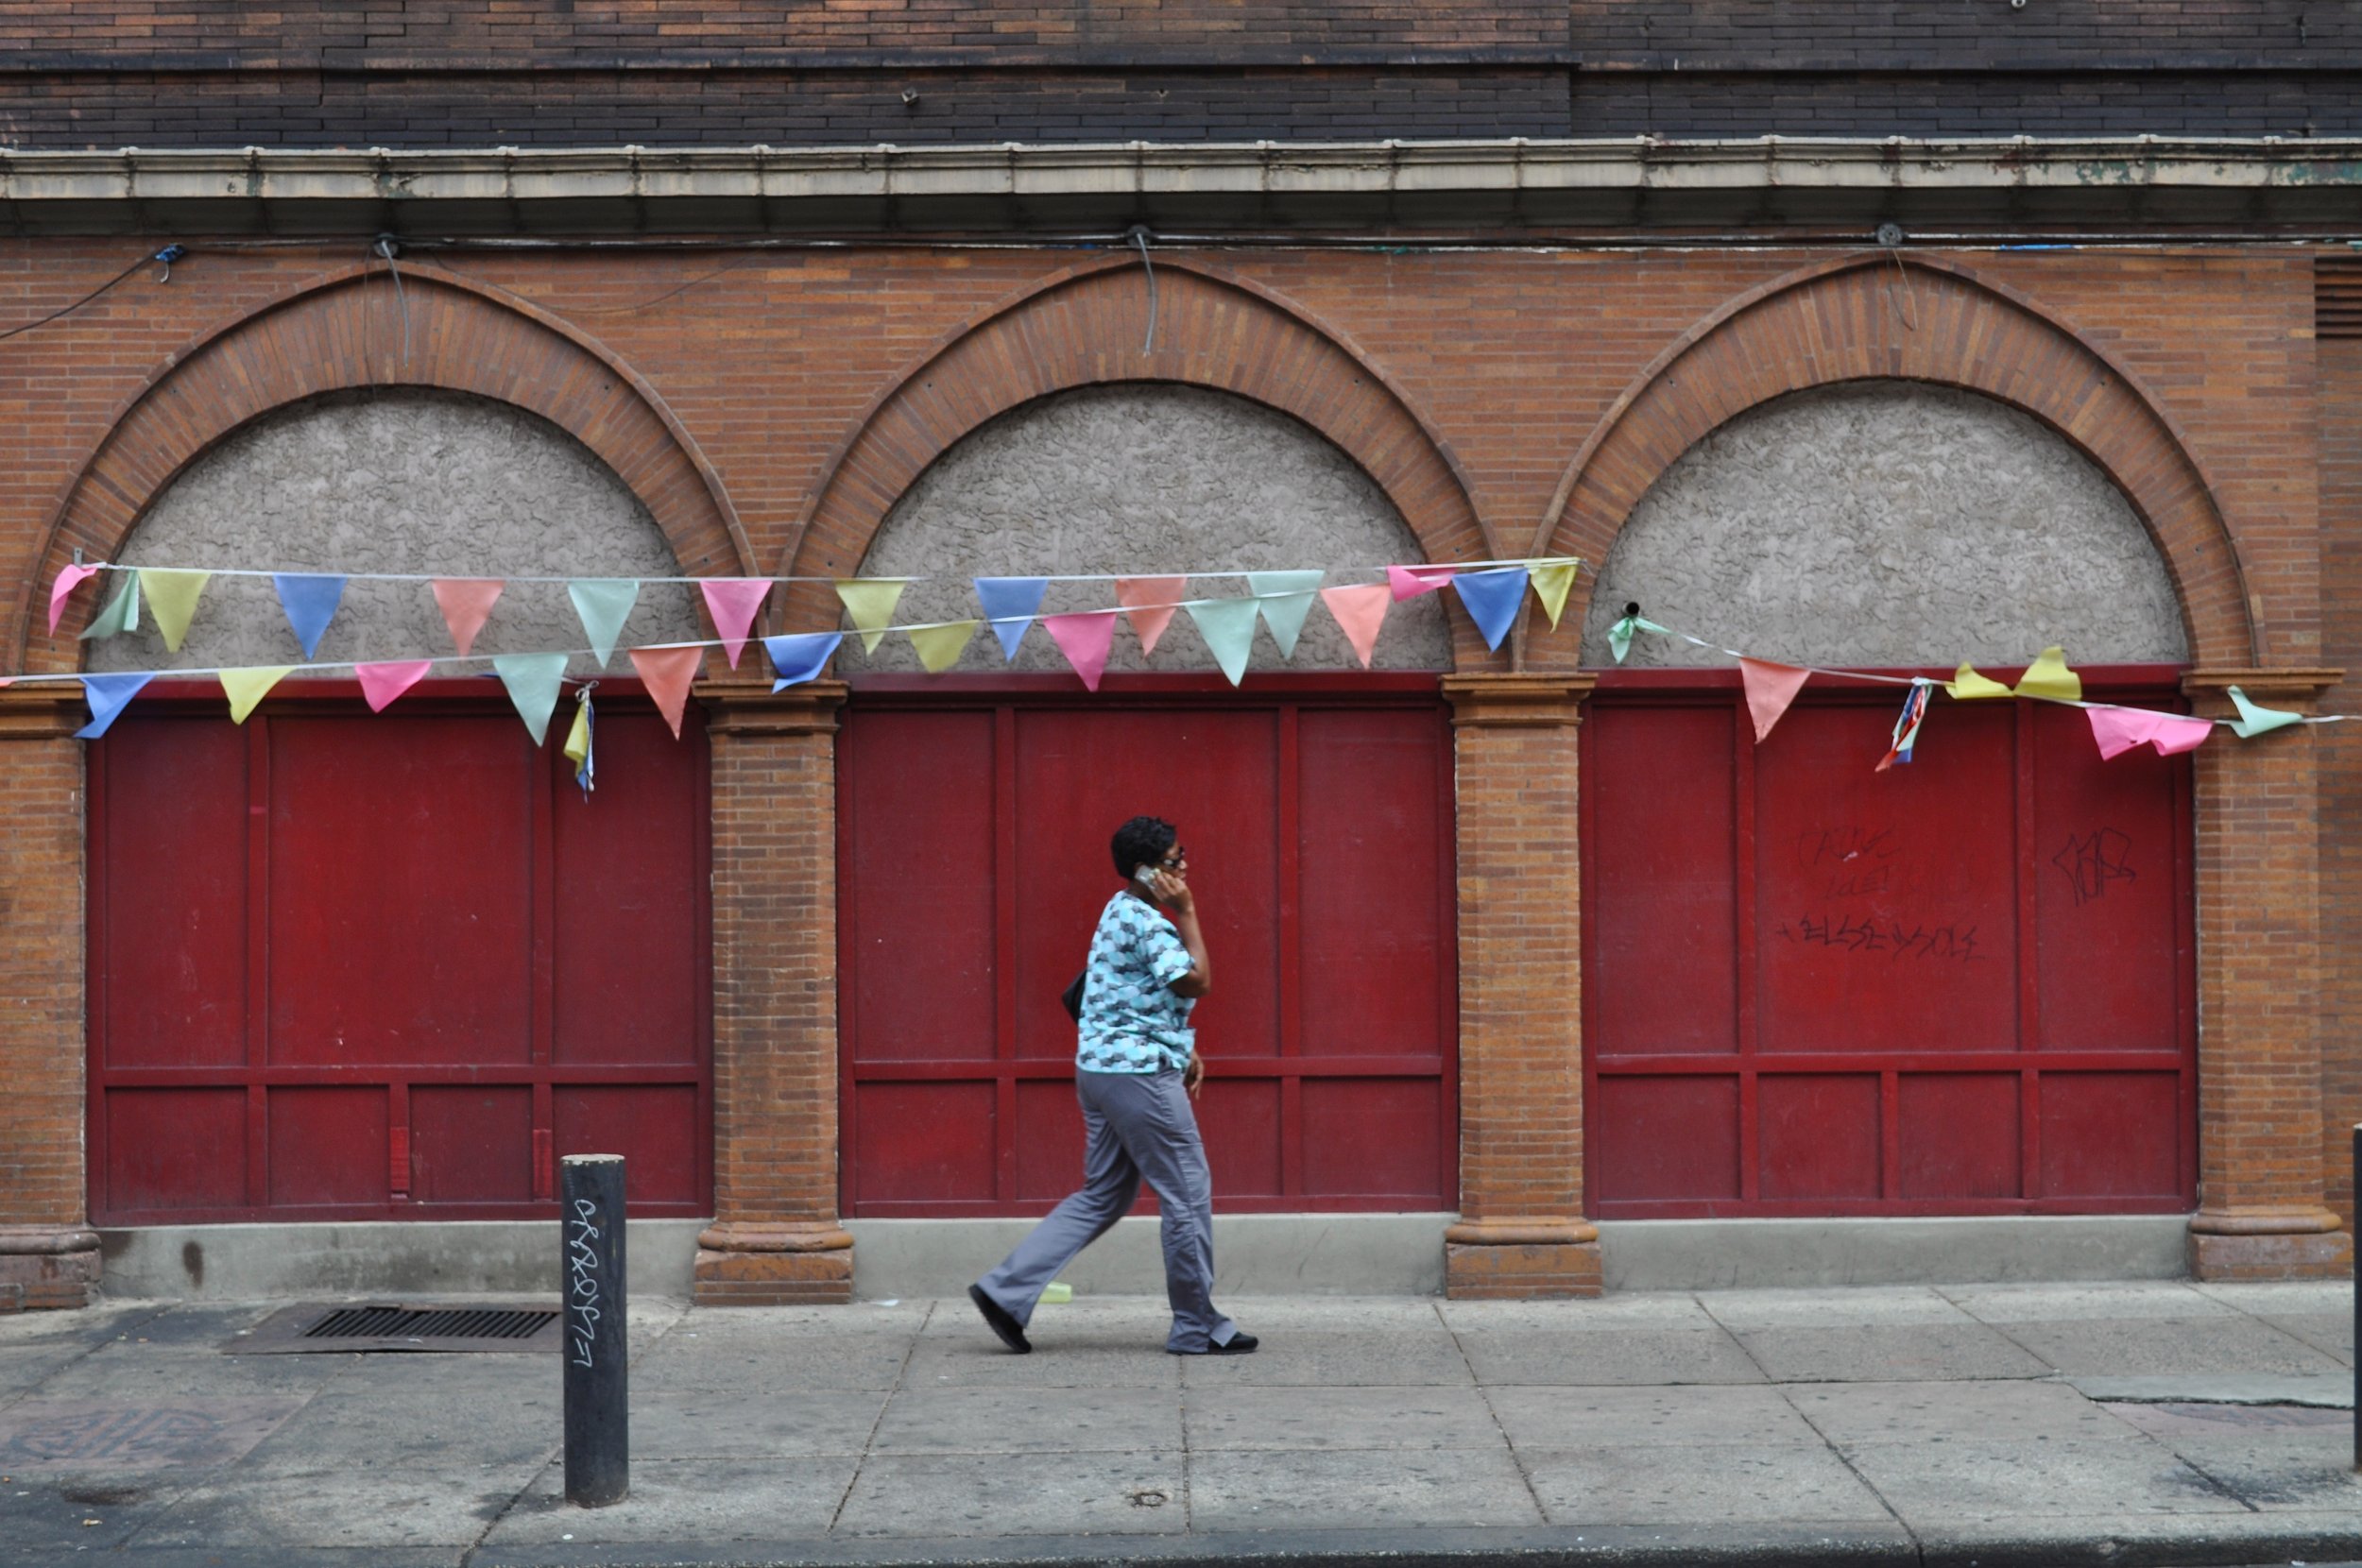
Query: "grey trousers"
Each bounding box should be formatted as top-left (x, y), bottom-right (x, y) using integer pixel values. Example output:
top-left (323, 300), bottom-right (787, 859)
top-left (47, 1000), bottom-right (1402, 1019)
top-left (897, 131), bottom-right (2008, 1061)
top-left (976, 1066), bottom-right (1238, 1354)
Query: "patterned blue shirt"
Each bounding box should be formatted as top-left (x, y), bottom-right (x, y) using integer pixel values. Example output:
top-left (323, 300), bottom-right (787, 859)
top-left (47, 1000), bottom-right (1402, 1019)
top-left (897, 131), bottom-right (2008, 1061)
top-left (1075, 891), bottom-right (1196, 1074)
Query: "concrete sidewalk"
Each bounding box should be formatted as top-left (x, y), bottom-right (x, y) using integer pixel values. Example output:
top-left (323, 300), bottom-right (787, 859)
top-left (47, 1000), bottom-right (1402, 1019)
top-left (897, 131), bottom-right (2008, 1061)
top-left (0, 1281), bottom-right (2353, 1568)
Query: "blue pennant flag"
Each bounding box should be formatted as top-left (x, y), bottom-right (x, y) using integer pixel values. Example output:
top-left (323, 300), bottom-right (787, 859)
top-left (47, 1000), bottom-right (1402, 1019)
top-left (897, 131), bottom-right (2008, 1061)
top-left (973, 577), bottom-right (1049, 661)
top-left (763, 632), bottom-right (845, 692)
top-left (272, 572), bottom-right (348, 660)
top-left (1451, 566), bottom-right (1531, 652)
top-left (77, 672), bottom-right (156, 739)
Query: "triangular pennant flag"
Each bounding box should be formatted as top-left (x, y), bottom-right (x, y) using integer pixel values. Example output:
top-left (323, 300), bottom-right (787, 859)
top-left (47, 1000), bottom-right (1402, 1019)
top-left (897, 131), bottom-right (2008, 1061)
top-left (2086, 706), bottom-right (2153, 760)
top-left (908, 620), bottom-right (980, 673)
top-left (1319, 584), bottom-right (1391, 669)
top-left (491, 652), bottom-right (570, 745)
top-left (1387, 564), bottom-right (1458, 602)
top-left (1452, 567), bottom-right (1530, 653)
top-left (1185, 598), bottom-right (1259, 687)
top-left (834, 579), bottom-right (908, 655)
top-left (47, 562), bottom-right (100, 634)
top-left (1607, 610), bottom-right (1669, 665)
top-left (1874, 680), bottom-right (1934, 773)
top-left (1739, 658), bottom-right (1812, 743)
top-left (2148, 713), bottom-right (2215, 755)
top-left (138, 569), bottom-right (210, 653)
top-left (1042, 611), bottom-right (1116, 691)
top-left (220, 665), bottom-right (295, 724)
top-left (568, 578), bottom-right (641, 669)
top-left (1945, 661), bottom-right (2015, 700)
top-left (77, 571), bottom-right (139, 641)
top-left (76, 672), bottom-right (155, 739)
top-left (698, 578), bottom-right (772, 670)
top-left (356, 659), bottom-right (433, 713)
top-left (2013, 646), bottom-right (2082, 702)
top-left (272, 573), bottom-right (347, 660)
top-left (1116, 577), bottom-right (1187, 656)
top-left (974, 577), bottom-right (1049, 661)
top-left (433, 578), bottom-right (505, 657)
top-left (2227, 686), bottom-right (2303, 739)
top-left (763, 631), bottom-right (843, 692)
top-left (1529, 561), bottom-right (1578, 630)
top-left (628, 646), bottom-right (704, 739)
top-left (1246, 571), bottom-right (1325, 658)
top-left (562, 691), bottom-right (594, 798)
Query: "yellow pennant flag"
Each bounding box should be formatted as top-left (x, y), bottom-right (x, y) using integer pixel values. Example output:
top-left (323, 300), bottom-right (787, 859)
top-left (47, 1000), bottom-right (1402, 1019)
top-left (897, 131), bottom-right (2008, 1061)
top-left (907, 619), bottom-right (979, 673)
top-left (2013, 646), bottom-right (2082, 702)
top-left (1529, 561), bottom-right (1578, 630)
top-left (834, 579), bottom-right (909, 654)
top-left (220, 665), bottom-right (294, 724)
top-left (139, 569), bottom-right (212, 653)
top-left (1945, 661), bottom-right (2015, 700)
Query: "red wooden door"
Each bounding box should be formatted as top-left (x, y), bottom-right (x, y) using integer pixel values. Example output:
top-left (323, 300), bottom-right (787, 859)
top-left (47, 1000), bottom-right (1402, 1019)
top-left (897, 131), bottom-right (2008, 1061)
top-left (1581, 668), bottom-right (2197, 1218)
top-left (838, 674), bottom-right (1457, 1217)
top-left (88, 680), bottom-right (711, 1222)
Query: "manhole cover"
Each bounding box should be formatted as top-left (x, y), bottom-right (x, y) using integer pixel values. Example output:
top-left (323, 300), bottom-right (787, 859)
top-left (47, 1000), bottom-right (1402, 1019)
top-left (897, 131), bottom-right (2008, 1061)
top-left (226, 1302), bottom-right (562, 1355)
top-left (0, 1400), bottom-right (304, 1471)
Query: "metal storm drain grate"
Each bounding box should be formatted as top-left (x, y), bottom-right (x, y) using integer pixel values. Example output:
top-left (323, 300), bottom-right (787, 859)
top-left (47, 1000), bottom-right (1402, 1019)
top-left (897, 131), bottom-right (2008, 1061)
top-left (225, 1302), bottom-right (563, 1355)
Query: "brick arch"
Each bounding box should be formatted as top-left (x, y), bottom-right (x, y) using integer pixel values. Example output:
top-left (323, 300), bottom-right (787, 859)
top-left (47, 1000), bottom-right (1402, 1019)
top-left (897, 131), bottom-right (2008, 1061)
top-left (776, 258), bottom-right (1491, 654)
top-left (16, 262), bottom-right (751, 670)
top-left (1532, 254), bottom-right (2259, 668)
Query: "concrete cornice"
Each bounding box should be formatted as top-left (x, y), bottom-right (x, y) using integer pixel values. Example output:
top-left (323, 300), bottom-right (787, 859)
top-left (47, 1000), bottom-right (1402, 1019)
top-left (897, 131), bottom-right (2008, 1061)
top-left (8, 136), bottom-right (2362, 235)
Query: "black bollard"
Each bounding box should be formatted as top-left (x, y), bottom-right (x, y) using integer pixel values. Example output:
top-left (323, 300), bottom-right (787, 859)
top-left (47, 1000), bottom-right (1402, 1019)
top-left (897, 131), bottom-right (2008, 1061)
top-left (561, 1153), bottom-right (628, 1507)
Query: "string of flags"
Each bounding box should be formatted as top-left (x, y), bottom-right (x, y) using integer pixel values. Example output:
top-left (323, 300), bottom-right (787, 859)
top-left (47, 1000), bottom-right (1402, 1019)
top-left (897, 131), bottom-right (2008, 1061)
top-left (1606, 605), bottom-right (2320, 770)
top-left (24, 555), bottom-right (1585, 741)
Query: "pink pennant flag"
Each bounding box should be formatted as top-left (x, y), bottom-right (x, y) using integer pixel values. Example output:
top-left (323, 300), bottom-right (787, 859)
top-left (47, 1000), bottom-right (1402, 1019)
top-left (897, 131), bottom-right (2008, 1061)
top-left (1386, 564), bottom-right (1458, 602)
top-left (698, 578), bottom-right (772, 670)
top-left (1739, 658), bottom-right (1812, 743)
top-left (355, 659), bottom-right (433, 713)
top-left (1319, 584), bottom-right (1391, 669)
top-left (1116, 577), bottom-right (1186, 656)
top-left (47, 562), bottom-right (100, 634)
top-left (630, 645), bottom-right (706, 738)
top-left (432, 578), bottom-right (505, 657)
top-left (2087, 706), bottom-right (2215, 759)
top-left (1043, 611), bottom-right (1117, 691)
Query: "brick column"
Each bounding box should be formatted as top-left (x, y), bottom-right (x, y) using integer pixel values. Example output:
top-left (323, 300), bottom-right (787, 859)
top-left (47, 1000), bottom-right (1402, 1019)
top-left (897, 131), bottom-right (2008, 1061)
top-left (1442, 673), bottom-right (1601, 1298)
top-left (693, 680), bottom-right (856, 1304)
top-left (2182, 668), bottom-right (2353, 1280)
top-left (0, 687), bottom-right (99, 1311)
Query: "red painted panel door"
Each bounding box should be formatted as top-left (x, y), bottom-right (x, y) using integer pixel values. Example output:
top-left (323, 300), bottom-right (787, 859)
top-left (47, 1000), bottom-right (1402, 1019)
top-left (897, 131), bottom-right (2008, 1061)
top-left (1582, 670), bottom-right (2195, 1218)
top-left (88, 683), bottom-right (711, 1222)
top-left (839, 675), bottom-right (1456, 1217)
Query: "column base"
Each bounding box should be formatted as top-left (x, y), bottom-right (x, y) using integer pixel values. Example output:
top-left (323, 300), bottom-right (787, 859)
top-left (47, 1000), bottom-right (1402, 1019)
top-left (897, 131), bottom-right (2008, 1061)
top-left (1444, 1219), bottom-right (1603, 1299)
top-left (693, 1222), bottom-right (855, 1305)
top-left (0, 1229), bottom-right (102, 1312)
top-left (2187, 1210), bottom-right (2353, 1281)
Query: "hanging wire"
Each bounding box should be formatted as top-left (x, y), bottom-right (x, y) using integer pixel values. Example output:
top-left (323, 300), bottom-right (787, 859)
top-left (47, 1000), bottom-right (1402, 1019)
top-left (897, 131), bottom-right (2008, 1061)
top-left (374, 236), bottom-right (411, 365)
top-left (0, 247), bottom-right (180, 344)
top-left (1129, 225), bottom-right (1158, 354)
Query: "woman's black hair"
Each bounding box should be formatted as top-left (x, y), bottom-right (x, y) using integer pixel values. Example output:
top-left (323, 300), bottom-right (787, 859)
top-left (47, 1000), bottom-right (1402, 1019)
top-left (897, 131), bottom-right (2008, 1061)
top-left (1110, 815), bottom-right (1179, 878)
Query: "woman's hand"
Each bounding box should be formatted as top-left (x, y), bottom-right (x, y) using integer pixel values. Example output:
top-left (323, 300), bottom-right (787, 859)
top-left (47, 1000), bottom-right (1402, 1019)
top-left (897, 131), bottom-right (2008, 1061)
top-left (1184, 1052), bottom-right (1205, 1099)
top-left (1151, 869), bottom-right (1196, 917)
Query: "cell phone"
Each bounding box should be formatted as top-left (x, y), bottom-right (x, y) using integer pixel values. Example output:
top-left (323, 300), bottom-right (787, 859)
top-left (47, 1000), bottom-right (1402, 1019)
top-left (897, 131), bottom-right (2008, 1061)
top-left (1134, 864), bottom-right (1164, 892)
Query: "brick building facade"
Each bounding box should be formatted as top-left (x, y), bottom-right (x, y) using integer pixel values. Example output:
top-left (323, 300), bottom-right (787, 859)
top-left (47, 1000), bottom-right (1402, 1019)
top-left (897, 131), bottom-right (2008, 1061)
top-left (1, 5), bottom-right (2356, 1308)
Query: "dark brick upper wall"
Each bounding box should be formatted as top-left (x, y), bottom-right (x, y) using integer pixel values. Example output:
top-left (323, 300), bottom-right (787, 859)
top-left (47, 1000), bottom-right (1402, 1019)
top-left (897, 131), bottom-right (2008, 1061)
top-left (2, 1), bottom-right (2360, 148)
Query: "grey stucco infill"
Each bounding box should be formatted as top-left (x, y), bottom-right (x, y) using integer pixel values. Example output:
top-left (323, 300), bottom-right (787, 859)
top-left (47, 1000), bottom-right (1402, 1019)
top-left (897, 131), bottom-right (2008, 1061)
top-left (844, 1213), bottom-right (1453, 1299)
top-left (95, 1219), bottom-right (707, 1300)
top-left (1600, 1215), bottom-right (2192, 1291)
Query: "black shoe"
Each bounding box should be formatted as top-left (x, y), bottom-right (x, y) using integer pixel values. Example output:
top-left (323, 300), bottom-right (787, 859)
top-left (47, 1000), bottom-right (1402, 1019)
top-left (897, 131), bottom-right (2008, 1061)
top-left (1172, 1331), bottom-right (1258, 1356)
top-left (967, 1284), bottom-right (1031, 1355)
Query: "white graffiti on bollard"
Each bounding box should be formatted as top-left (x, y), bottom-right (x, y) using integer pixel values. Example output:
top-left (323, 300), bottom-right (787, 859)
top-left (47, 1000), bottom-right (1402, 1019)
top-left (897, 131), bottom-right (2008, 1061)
top-left (567, 1197), bottom-right (603, 1370)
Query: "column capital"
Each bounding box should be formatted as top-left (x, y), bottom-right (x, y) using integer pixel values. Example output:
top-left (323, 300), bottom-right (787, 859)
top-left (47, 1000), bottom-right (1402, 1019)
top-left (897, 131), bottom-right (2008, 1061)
top-left (2181, 667), bottom-right (2343, 712)
top-left (694, 678), bottom-right (847, 736)
top-left (0, 685), bottom-right (84, 741)
top-left (1442, 672), bottom-right (1597, 728)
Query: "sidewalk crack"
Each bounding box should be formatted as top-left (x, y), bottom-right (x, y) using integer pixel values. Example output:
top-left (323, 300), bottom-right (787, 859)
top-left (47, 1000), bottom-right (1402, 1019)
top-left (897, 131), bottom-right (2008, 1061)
top-left (1438, 1299), bottom-right (1548, 1525)
top-left (826, 1295), bottom-right (928, 1534)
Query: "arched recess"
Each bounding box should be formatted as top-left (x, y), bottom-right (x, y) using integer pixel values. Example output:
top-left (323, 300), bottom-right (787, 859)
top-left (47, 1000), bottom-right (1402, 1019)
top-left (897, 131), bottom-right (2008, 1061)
top-left (1532, 255), bottom-right (2259, 669)
top-left (16, 264), bottom-right (751, 669)
top-left (777, 258), bottom-right (1493, 663)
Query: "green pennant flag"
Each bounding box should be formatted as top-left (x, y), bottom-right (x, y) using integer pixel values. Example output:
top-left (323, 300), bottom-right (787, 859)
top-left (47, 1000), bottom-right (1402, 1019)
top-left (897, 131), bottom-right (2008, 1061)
top-left (835, 579), bottom-right (909, 655)
top-left (1246, 571), bottom-right (1324, 658)
top-left (493, 653), bottom-right (570, 745)
top-left (1185, 598), bottom-right (1259, 687)
top-left (567, 578), bottom-right (641, 670)
top-left (138, 569), bottom-right (211, 653)
top-left (2227, 685), bottom-right (2303, 739)
top-left (221, 665), bottom-right (295, 724)
top-left (907, 620), bottom-right (979, 673)
top-left (1608, 611), bottom-right (1669, 665)
top-left (77, 572), bottom-right (140, 641)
